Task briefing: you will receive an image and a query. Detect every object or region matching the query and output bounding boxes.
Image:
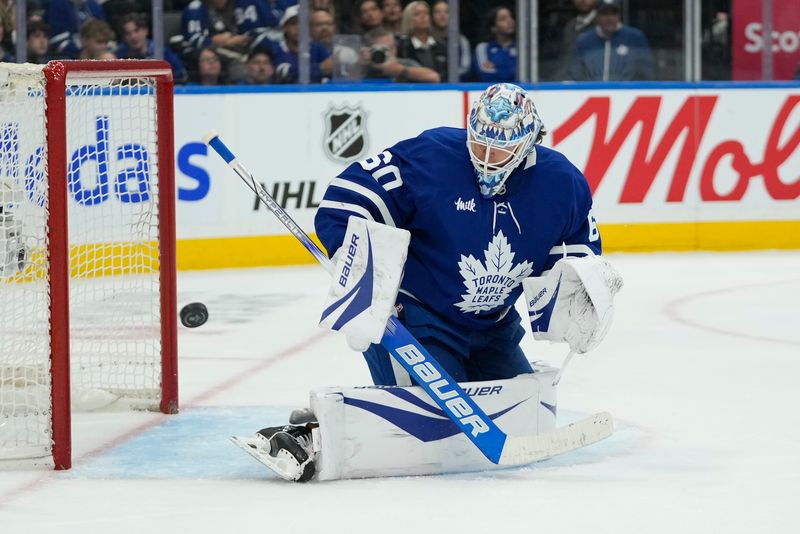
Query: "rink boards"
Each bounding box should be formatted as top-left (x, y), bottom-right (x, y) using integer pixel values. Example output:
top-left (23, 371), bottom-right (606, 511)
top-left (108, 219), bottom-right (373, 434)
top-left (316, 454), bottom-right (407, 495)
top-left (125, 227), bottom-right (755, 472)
top-left (170, 83), bottom-right (799, 268)
top-left (7, 82), bottom-right (796, 269)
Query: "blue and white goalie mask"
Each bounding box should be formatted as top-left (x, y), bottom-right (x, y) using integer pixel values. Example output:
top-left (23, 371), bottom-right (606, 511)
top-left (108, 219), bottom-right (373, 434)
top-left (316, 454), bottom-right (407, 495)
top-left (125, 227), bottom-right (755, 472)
top-left (467, 83), bottom-right (544, 198)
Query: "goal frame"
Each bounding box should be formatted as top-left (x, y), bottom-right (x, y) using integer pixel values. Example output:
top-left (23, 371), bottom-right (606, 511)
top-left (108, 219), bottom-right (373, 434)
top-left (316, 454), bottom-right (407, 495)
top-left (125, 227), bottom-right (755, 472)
top-left (42, 60), bottom-right (178, 470)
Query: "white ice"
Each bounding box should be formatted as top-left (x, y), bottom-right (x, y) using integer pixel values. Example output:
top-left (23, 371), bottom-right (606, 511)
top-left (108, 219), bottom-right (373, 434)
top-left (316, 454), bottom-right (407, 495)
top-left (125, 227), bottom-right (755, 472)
top-left (1, 251), bottom-right (799, 534)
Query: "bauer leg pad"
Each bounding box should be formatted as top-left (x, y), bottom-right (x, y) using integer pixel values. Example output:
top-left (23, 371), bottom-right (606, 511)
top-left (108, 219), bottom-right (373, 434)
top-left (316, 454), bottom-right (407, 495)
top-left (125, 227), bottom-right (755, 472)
top-left (311, 364), bottom-right (558, 481)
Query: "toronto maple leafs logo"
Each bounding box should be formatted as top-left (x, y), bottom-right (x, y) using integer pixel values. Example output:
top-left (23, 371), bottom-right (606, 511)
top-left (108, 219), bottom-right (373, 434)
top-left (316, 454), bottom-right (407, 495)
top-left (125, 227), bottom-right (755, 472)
top-left (455, 231), bottom-right (533, 314)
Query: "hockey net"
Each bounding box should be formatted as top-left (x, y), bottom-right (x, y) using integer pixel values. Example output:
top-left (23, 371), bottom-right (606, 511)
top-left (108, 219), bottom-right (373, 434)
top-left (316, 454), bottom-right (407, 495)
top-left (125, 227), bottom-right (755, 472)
top-left (0, 61), bottom-right (177, 469)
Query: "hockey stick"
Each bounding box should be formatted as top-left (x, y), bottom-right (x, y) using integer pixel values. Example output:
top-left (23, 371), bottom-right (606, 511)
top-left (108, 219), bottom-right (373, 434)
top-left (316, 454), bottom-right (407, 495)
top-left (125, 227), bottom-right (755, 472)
top-left (203, 131), bottom-right (613, 465)
top-left (552, 349), bottom-right (576, 386)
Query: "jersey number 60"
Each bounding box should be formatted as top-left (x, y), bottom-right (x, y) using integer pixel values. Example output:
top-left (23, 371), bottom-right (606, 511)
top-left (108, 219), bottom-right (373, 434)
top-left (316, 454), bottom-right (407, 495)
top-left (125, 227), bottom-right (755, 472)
top-left (358, 151), bottom-right (403, 192)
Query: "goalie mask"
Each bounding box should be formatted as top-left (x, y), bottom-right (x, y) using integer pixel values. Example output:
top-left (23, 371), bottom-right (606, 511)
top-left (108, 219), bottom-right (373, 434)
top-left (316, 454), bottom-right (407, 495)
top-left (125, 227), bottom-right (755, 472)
top-left (467, 83), bottom-right (544, 198)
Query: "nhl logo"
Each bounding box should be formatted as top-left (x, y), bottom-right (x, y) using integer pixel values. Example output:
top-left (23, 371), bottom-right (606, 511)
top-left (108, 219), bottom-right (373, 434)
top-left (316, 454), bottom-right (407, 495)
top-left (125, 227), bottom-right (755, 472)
top-left (323, 104), bottom-right (367, 162)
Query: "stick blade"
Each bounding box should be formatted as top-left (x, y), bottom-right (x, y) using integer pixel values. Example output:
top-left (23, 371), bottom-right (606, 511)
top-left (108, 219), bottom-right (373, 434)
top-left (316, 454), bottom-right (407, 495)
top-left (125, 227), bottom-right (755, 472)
top-left (498, 411), bottom-right (614, 466)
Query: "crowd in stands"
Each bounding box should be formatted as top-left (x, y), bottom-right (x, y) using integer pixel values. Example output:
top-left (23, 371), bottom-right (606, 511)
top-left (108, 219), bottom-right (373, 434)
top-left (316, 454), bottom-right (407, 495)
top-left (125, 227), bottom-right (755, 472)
top-left (1, 0), bottom-right (723, 86)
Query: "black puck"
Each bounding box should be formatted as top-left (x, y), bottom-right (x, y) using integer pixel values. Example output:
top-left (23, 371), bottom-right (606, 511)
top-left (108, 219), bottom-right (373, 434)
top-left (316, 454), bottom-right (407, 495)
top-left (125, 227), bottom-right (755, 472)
top-left (180, 302), bottom-right (208, 328)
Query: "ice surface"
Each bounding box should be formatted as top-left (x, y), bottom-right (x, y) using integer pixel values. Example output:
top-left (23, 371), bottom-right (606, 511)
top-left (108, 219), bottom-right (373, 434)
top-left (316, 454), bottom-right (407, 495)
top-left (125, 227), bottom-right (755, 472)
top-left (1, 251), bottom-right (798, 534)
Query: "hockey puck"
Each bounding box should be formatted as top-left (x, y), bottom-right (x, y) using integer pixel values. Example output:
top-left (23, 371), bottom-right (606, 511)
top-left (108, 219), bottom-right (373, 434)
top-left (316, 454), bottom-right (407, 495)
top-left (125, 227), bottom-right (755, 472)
top-left (180, 302), bottom-right (208, 328)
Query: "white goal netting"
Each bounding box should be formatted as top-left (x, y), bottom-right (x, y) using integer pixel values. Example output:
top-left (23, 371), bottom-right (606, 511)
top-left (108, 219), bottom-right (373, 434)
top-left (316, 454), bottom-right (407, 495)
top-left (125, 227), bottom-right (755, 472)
top-left (0, 63), bottom-right (167, 464)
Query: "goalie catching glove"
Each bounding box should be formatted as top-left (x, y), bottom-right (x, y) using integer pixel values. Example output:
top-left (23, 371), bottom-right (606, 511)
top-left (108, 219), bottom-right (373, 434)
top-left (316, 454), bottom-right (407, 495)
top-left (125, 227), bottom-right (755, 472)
top-left (319, 217), bottom-right (410, 351)
top-left (523, 255), bottom-right (623, 354)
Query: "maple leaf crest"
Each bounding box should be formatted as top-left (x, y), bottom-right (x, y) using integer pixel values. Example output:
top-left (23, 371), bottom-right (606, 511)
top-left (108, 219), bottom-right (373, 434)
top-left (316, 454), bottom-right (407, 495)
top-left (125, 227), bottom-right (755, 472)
top-left (455, 231), bottom-right (533, 314)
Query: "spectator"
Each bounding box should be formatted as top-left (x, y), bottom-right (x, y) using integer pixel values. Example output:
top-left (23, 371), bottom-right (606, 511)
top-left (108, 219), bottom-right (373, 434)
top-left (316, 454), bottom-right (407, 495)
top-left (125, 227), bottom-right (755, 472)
top-left (568, 0), bottom-right (654, 81)
top-left (46, 0), bottom-right (106, 57)
top-left (310, 8), bottom-right (335, 52)
top-left (310, 0), bottom-right (337, 34)
top-left (311, 0), bottom-right (334, 10)
top-left (234, 0), bottom-right (296, 51)
top-left (555, 0), bottom-right (597, 80)
top-left (182, 0), bottom-right (250, 54)
top-left (78, 19), bottom-right (115, 60)
top-left (431, 0), bottom-right (472, 80)
top-left (363, 27), bottom-right (440, 83)
top-left (266, 5), bottom-right (331, 83)
top-left (191, 46), bottom-right (225, 85)
top-left (474, 6), bottom-right (516, 82)
top-left (240, 48), bottom-right (275, 84)
top-left (182, 0), bottom-right (252, 82)
top-left (117, 13), bottom-right (189, 84)
top-left (397, 1), bottom-right (448, 82)
top-left (311, 0), bottom-right (336, 18)
top-left (701, 7), bottom-right (730, 80)
top-left (103, 0), bottom-right (149, 29)
top-left (102, 0), bottom-right (153, 27)
top-left (357, 0), bottom-right (383, 34)
top-left (96, 50), bottom-right (118, 60)
top-left (0, 0), bottom-right (14, 46)
top-left (27, 21), bottom-right (51, 64)
top-left (382, 0), bottom-right (402, 34)
top-left (0, 23), bottom-right (13, 62)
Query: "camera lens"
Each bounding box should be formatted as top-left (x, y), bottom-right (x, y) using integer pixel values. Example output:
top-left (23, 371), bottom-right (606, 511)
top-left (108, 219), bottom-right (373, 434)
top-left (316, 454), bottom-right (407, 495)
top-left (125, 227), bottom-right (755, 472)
top-left (371, 48), bottom-right (386, 64)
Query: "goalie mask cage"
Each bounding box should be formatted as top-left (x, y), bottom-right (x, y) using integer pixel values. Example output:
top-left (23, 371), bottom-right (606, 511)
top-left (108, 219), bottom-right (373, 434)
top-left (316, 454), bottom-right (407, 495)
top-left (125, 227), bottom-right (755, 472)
top-left (0, 60), bottom-right (177, 470)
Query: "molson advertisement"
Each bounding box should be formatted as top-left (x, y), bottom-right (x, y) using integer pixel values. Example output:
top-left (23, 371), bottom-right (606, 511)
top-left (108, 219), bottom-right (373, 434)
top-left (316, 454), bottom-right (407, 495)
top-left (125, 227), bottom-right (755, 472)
top-left (528, 88), bottom-right (800, 251)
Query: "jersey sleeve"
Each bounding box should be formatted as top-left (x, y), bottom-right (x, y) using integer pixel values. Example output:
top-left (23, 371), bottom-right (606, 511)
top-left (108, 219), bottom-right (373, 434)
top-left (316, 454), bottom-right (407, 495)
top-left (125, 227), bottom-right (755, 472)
top-left (164, 47), bottom-right (189, 85)
top-left (473, 42), bottom-right (497, 82)
top-left (46, 0), bottom-right (78, 55)
top-left (234, 0), bottom-right (280, 35)
top-left (542, 166), bottom-right (602, 272)
top-left (182, 2), bottom-right (212, 52)
top-left (314, 148), bottom-right (416, 258)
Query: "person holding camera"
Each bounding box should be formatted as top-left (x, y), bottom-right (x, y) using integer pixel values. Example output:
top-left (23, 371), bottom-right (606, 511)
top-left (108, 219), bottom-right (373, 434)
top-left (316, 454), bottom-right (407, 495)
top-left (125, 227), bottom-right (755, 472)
top-left (363, 27), bottom-right (440, 83)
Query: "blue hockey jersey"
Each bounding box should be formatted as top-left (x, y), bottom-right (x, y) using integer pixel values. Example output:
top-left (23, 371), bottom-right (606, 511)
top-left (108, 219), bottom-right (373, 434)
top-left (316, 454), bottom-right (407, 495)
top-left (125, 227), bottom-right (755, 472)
top-left (568, 26), bottom-right (655, 81)
top-left (234, 0), bottom-right (296, 35)
top-left (473, 40), bottom-right (517, 82)
top-left (267, 38), bottom-right (330, 83)
top-left (182, 0), bottom-right (236, 52)
top-left (182, 0), bottom-right (294, 51)
top-left (314, 127), bottom-right (601, 331)
top-left (46, 0), bottom-right (106, 57)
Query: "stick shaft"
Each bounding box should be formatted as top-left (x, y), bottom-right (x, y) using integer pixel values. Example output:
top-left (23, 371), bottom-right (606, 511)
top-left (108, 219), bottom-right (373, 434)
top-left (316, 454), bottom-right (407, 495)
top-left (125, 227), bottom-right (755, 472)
top-left (207, 135), bottom-right (333, 271)
top-left (552, 350), bottom-right (576, 386)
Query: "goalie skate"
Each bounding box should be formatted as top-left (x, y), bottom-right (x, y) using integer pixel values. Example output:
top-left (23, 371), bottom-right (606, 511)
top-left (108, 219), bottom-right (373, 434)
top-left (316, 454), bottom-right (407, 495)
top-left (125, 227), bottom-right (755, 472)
top-left (231, 425), bottom-right (316, 482)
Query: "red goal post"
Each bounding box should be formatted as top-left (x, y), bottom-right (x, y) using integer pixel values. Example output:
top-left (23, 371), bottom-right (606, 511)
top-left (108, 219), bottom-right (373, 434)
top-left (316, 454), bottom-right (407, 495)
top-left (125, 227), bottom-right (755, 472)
top-left (0, 60), bottom-right (178, 470)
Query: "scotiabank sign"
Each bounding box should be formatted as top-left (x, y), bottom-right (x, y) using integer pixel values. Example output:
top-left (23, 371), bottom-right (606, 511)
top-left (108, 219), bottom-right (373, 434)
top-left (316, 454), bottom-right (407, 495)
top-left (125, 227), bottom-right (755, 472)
top-left (732, 0), bottom-right (800, 80)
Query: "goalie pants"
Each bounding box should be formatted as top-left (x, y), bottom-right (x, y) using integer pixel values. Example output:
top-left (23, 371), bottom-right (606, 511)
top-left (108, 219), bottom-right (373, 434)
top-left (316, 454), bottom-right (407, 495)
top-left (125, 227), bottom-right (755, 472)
top-left (362, 295), bottom-right (533, 386)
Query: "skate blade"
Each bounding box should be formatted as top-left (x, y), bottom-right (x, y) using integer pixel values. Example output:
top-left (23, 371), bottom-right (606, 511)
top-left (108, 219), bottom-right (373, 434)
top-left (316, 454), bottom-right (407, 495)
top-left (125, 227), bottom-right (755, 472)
top-left (231, 435), bottom-right (303, 482)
